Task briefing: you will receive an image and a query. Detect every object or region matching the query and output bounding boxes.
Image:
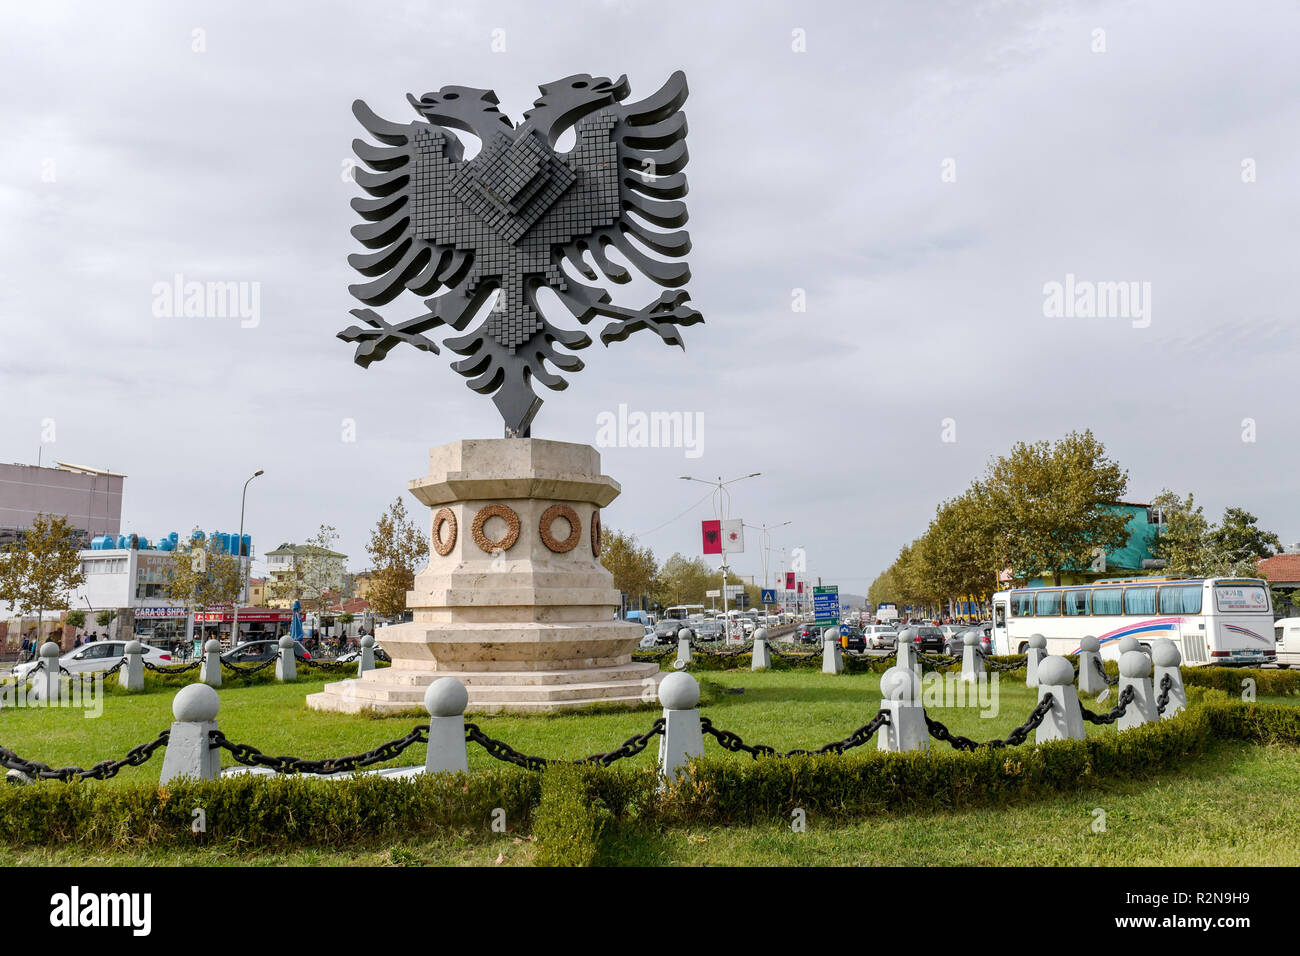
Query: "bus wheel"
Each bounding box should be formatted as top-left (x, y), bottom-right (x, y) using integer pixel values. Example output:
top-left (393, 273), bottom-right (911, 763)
top-left (1017, 643), bottom-right (1028, 654)
top-left (1279, 664), bottom-right (1291, 670)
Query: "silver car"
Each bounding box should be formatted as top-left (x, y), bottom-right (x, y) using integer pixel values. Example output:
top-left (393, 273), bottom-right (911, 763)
top-left (12, 640), bottom-right (174, 679)
top-left (865, 626), bottom-right (898, 650)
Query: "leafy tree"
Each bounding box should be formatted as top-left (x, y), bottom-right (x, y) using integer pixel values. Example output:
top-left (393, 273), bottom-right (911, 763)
top-left (0, 514), bottom-right (87, 643)
top-left (1150, 490), bottom-right (1212, 575)
top-left (980, 429), bottom-right (1130, 586)
top-left (65, 609), bottom-right (86, 630)
top-left (95, 609), bottom-right (116, 630)
top-left (1209, 507), bottom-right (1281, 575)
top-left (654, 553), bottom-right (714, 607)
top-left (599, 529), bottom-right (657, 611)
top-left (164, 531), bottom-right (241, 645)
top-left (922, 492), bottom-right (997, 614)
top-left (365, 498), bottom-right (429, 619)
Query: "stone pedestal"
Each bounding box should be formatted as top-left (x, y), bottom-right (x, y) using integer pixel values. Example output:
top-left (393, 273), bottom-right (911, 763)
top-left (307, 438), bottom-right (660, 714)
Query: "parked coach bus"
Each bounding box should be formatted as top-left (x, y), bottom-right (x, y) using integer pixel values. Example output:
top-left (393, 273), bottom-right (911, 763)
top-left (989, 576), bottom-right (1276, 667)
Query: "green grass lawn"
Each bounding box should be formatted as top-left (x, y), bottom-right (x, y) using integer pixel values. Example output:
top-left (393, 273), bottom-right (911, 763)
top-left (2, 665), bottom-right (1298, 866)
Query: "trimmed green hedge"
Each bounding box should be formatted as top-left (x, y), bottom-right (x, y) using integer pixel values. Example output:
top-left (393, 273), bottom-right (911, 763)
top-left (1, 698), bottom-right (1297, 850)
top-left (1181, 666), bottom-right (1300, 697)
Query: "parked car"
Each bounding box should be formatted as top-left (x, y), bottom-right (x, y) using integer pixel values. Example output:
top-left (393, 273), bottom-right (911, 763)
top-left (336, 640), bottom-right (385, 663)
top-left (796, 623), bottom-right (825, 645)
top-left (943, 625), bottom-right (993, 657)
top-left (224, 639), bottom-right (311, 663)
top-left (653, 620), bottom-right (683, 644)
top-left (694, 620), bottom-right (725, 641)
top-left (12, 640), bottom-right (174, 679)
top-left (838, 625), bottom-right (866, 653)
top-left (910, 626), bottom-right (946, 653)
top-left (865, 626), bottom-right (898, 650)
top-left (638, 633), bottom-right (658, 648)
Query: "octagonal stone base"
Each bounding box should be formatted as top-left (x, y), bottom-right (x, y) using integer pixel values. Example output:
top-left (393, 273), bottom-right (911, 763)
top-left (306, 438), bottom-right (661, 715)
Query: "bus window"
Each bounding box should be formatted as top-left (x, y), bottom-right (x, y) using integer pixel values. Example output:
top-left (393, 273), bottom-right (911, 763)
top-left (1064, 589), bottom-right (1090, 616)
top-left (995, 604), bottom-right (1006, 628)
top-left (1012, 592), bottom-right (1035, 616)
top-left (1158, 584), bottom-right (1203, 615)
top-left (1035, 590), bottom-right (1062, 616)
top-left (1092, 588), bottom-right (1122, 615)
top-left (1123, 587), bottom-right (1157, 615)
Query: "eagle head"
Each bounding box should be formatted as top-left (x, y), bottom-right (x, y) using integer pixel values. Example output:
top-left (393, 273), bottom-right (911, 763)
top-left (407, 86), bottom-right (514, 137)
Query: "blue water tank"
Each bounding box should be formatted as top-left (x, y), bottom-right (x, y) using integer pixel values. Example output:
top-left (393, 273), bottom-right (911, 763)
top-left (169, 532), bottom-right (179, 545)
top-left (137, 536), bottom-right (150, 550)
top-left (156, 537), bottom-right (175, 552)
top-left (90, 535), bottom-right (114, 550)
top-left (192, 531), bottom-right (205, 544)
top-left (116, 535), bottom-right (128, 549)
top-left (242, 534), bottom-right (251, 557)
top-left (219, 532), bottom-right (231, 554)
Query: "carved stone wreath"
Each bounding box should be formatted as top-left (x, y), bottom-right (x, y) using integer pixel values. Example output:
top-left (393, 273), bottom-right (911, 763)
top-left (472, 503), bottom-right (521, 554)
top-left (539, 504), bottom-right (581, 553)
top-left (432, 508), bottom-right (458, 556)
top-left (591, 509), bottom-right (602, 557)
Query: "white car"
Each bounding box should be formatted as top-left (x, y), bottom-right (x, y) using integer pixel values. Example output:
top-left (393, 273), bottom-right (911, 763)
top-left (12, 640), bottom-right (174, 679)
top-left (638, 633), bottom-right (658, 648)
top-left (865, 626), bottom-right (898, 650)
top-left (1275, 618), bottom-right (1300, 668)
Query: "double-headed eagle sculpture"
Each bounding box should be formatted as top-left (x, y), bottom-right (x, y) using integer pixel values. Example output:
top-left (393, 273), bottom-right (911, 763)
top-left (338, 72), bottom-right (702, 437)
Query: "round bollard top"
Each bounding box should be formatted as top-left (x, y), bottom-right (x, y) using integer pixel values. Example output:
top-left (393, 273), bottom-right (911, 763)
top-left (278, 635), bottom-right (295, 649)
top-left (173, 683), bottom-right (220, 722)
top-left (658, 671), bottom-right (700, 710)
top-left (962, 630), bottom-right (980, 646)
top-left (424, 677), bottom-right (468, 717)
top-left (39, 641), bottom-right (61, 658)
top-left (1120, 650), bottom-right (1152, 678)
top-left (1028, 633), bottom-right (1046, 649)
top-left (1078, 635), bottom-right (1100, 653)
top-left (822, 627), bottom-right (838, 639)
top-left (124, 640), bottom-right (142, 655)
top-left (898, 628), bottom-right (915, 644)
top-left (880, 665), bottom-right (920, 701)
top-left (754, 627), bottom-right (769, 642)
top-left (204, 639), bottom-right (222, 652)
top-left (1037, 655), bottom-right (1075, 686)
top-left (1117, 636), bottom-right (1140, 655)
top-left (1151, 639), bottom-right (1182, 668)
top-left (360, 634), bottom-right (374, 648)
top-left (677, 628), bottom-right (693, 642)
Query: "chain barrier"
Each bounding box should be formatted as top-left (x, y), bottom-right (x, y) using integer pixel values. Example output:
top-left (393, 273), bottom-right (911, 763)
top-left (1155, 673), bottom-right (1174, 715)
top-left (209, 725), bottom-right (430, 775)
top-left (983, 653), bottom-right (1028, 672)
top-left (1080, 684), bottom-right (1136, 724)
top-left (0, 731), bottom-right (170, 782)
top-left (218, 656), bottom-right (280, 675)
top-left (918, 652), bottom-right (960, 667)
top-left (58, 666), bottom-right (72, 676)
top-left (697, 710), bottom-right (892, 759)
top-left (101, 658), bottom-right (126, 678)
top-left (143, 659), bottom-right (203, 674)
top-left (463, 719), bottom-right (667, 770)
top-left (374, 648), bottom-right (392, 663)
top-left (1093, 656), bottom-right (1120, 687)
top-left (923, 693), bottom-right (1057, 751)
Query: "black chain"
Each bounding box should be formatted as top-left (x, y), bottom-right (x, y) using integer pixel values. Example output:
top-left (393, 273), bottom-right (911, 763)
top-left (1155, 673), bottom-right (1174, 715)
top-left (464, 718), bottom-right (666, 770)
top-left (374, 648), bottom-right (392, 663)
top-left (0, 731), bottom-right (170, 782)
top-left (984, 654), bottom-right (1028, 672)
top-left (1093, 655), bottom-right (1120, 686)
top-left (1080, 684), bottom-right (1136, 724)
top-left (209, 725), bottom-right (429, 775)
top-left (923, 693), bottom-right (1056, 750)
top-left (143, 659), bottom-right (203, 674)
top-left (58, 665), bottom-right (72, 676)
top-left (218, 656), bottom-right (279, 675)
top-left (698, 710), bottom-right (891, 759)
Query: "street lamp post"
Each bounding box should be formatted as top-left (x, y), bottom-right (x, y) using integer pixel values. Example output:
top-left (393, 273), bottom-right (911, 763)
top-left (229, 469), bottom-right (264, 650)
top-left (679, 473), bottom-right (760, 642)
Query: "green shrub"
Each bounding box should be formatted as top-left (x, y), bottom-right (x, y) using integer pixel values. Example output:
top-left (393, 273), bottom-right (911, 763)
top-left (1181, 666), bottom-right (1300, 697)
top-left (533, 765), bottom-right (612, 866)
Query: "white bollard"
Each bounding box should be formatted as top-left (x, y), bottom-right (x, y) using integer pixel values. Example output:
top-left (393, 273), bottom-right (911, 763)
top-left (275, 635), bottom-right (297, 682)
top-left (822, 627), bottom-right (843, 674)
top-left (119, 640), bottom-right (144, 692)
top-left (877, 665), bottom-right (928, 753)
top-left (960, 630), bottom-right (985, 684)
top-left (1117, 650), bottom-right (1158, 730)
top-left (28, 642), bottom-right (63, 704)
top-left (1034, 655), bottom-right (1086, 743)
top-left (657, 671), bottom-right (704, 779)
top-left (675, 627), bottom-right (694, 668)
top-left (423, 678), bottom-right (469, 774)
top-left (1117, 636), bottom-right (1140, 655)
top-left (200, 638), bottom-right (223, 687)
top-left (358, 634), bottom-right (376, 676)
top-left (1151, 639), bottom-right (1187, 719)
top-left (1076, 635), bottom-right (1108, 696)
top-left (751, 627), bottom-right (771, 671)
top-left (159, 684), bottom-right (222, 783)
top-left (897, 628), bottom-right (919, 681)
top-left (1025, 634), bottom-right (1047, 687)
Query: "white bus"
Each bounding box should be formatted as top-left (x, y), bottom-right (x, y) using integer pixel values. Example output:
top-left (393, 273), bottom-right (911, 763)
top-left (989, 576), bottom-right (1276, 667)
top-left (663, 604), bottom-right (706, 622)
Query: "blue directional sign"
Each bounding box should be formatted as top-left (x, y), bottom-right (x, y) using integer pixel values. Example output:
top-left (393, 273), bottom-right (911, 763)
top-left (813, 585), bottom-right (840, 624)
top-left (760, 588), bottom-right (776, 605)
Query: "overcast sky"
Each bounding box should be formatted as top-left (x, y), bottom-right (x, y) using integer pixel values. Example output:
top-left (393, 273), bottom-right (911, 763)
top-left (2, 0), bottom-right (1297, 591)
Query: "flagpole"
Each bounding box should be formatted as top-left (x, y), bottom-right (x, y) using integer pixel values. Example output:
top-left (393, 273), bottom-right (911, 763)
top-left (681, 473), bottom-right (760, 642)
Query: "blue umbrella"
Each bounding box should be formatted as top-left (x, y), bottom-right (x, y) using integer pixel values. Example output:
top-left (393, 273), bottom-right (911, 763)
top-left (290, 600), bottom-right (304, 644)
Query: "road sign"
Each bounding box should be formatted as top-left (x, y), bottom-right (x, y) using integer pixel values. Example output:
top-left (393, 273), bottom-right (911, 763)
top-left (813, 585), bottom-right (839, 624)
top-left (760, 588), bottom-right (776, 605)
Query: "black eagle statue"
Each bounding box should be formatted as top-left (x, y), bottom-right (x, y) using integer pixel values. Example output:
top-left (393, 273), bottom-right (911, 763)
top-left (338, 71), bottom-right (702, 437)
